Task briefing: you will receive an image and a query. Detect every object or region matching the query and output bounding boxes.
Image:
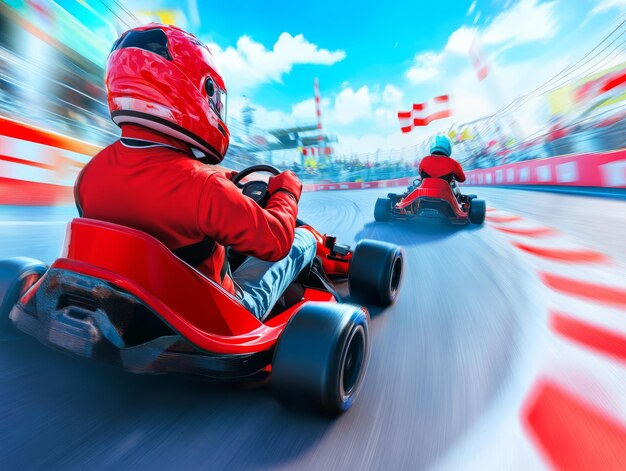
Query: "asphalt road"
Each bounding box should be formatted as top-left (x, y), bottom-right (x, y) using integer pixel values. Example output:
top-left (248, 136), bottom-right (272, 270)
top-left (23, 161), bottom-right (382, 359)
top-left (0, 186), bottom-right (604, 470)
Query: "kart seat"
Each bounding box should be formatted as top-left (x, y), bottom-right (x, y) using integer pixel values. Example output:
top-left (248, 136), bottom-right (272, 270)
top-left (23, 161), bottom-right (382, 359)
top-left (411, 177), bottom-right (456, 198)
top-left (58, 218), bottom-right (261, 338)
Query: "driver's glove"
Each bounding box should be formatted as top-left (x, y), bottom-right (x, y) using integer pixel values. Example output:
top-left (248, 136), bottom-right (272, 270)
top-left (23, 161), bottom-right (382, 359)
top-left (268, 170), bottom-right (302, 203)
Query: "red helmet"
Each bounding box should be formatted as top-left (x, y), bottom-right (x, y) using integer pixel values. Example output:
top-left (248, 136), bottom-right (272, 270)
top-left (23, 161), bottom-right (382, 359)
top-left (106, 24), bottom-right (229, 164)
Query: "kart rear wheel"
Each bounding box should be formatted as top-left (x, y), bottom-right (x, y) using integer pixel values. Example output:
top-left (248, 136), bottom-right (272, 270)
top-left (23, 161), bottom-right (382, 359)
top-left (374, 198), bottom-right (391, 222)
top-left (349, 240), bottom-right (403, 306)
top-left (0, 258), bottom-right (47, 332)
top-left (387, 193), bottom-right (399, 205)
top-left (469, 199), bottom-right (486, 224)
top-left (272, 302), bottom-right (370, 416)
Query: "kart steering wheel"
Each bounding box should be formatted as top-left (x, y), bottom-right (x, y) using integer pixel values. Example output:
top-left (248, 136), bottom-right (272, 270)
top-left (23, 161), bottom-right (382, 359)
top-left (232, 164), bottom-right (281, 207)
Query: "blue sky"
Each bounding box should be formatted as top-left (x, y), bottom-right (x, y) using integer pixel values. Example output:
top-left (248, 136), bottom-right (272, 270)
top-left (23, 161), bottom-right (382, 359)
top-left (59, 0), bottom-right (626, 155)
top-left (197, 1), bottom-right (476, 109)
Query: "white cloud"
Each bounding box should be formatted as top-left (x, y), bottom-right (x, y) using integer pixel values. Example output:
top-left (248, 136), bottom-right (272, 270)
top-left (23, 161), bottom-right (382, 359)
top-left (252, 105), bottom-right (293, 130)
top-left (291, 98), bottom-right (317, 122)
top-left (236, 83), bottom-right (402, 136)
top-left (323, 84), bottom-right (402, 127)
top-left (370, 85), bottom-right (405, 128)
top-left (591, 0), bottom-right (626, 15)
top-left (382, 85), bottom-right (403, 106)
top-left (445, 26), bottom-right (477, 55)
top-left (445, 0), bottom-right (558, 57)
top-left (230, 86), bottom-right (378, 133)
top-left (480, 0), bottom-right (558, 47)
top-left (208, 33), bottom-right (345, 92)
top-left (333, 86), bottom-right (375, 124)
top-left (286, 86), bottom-right (379, 127)
top-left (291, 96), bottom-right (332, 124)
top-left (406, 52), bottom-right (443, 83)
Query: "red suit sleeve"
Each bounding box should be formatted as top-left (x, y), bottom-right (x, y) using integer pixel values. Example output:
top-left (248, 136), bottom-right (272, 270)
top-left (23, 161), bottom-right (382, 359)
top-left (454, 160), bottom-right (466, 182)
top-left (197, 172), bottom-right (298, 262)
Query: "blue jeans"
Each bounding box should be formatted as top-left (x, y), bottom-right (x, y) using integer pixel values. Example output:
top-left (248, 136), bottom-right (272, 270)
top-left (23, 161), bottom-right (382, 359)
top-left (232, 228), bottom-right (317, 320)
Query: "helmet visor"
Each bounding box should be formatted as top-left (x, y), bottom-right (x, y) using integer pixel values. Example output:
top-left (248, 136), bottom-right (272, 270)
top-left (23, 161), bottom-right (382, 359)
top-left (212, 86), bottom-right (227, 123)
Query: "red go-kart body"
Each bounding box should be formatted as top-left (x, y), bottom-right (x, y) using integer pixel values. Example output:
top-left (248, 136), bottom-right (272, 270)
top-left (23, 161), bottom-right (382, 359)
top-left (374, 178), bottom-right (486, 225)
top-left (1, 214), bottom-right (403, 415)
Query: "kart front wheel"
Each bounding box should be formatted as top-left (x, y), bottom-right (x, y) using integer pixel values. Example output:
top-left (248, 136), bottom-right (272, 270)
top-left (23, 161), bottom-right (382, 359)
top-left (469, 199), bottom-right (486, 224)
top-left (374, 197), bottom-right (391, 222)
top-left (0, 258), bottom-right (47, 332)
top-left (349, 239), bottom-right (403, 306)
top-left (272, 302), bottom-right (370, 416)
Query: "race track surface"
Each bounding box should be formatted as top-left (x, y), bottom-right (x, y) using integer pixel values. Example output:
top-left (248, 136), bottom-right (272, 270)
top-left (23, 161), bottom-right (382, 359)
top-left (0, 187), bottom-right (623, 470)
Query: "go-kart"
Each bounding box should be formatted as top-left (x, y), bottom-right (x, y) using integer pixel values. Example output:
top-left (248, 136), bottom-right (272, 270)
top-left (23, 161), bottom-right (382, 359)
top-left (0, 165), bottom-right (403, 416)
top-left (374, 177), bottom-right (486, 225)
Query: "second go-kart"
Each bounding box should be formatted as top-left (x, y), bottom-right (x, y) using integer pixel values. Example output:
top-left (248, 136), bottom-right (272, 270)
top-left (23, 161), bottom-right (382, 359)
top-left (0, 165), bottom-right (403, 416)
top-left (374, 177), bottom-right (486, 225)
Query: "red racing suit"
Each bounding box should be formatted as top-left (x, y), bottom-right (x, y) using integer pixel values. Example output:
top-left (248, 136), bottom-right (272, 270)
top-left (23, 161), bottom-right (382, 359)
top-left (418, 155), bottom-right (466, 183)
top-left (75, 124), bottom-right (300, 296)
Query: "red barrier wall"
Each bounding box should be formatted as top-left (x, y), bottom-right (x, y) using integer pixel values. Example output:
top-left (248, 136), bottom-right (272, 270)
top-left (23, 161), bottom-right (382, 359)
top-left (0, 116), bottom-right (98, 205)
top-left (465, 149), bottom-right (626, 188)
top-left (303, 176), bottom-right (413, 192)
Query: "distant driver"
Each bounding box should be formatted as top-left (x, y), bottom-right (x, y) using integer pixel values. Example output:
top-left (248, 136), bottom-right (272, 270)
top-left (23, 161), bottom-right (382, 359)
top-left (417, 134), bottom-right (466, 199)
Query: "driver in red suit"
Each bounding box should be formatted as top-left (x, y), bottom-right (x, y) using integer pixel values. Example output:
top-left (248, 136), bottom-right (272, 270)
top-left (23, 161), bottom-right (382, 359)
top-left (418, 134), bottom-right (466, 184)
top-left (75, 24), bottom-right (316, 321)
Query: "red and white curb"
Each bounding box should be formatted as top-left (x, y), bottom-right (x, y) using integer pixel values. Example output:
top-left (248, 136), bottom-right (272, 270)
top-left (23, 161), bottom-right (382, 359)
top-left (487, 207), bottom-right (626, 469)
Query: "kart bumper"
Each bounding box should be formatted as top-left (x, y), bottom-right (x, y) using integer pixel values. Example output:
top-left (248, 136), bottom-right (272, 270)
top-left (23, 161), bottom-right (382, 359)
top-left (10, 269), bottom-right (273, 380)
top-left (391, 198), bottom-right (468, 224)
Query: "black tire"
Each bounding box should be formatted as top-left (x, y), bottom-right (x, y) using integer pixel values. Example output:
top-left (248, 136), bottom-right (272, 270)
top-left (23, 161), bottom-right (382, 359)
top-left (469, 199), bottom-right (486, 224)
top-left (272, 302), bottom-right (370, 416)
top-left (349, 239), bottom-right (403, 306)
top-left (374, 198), bottom-right (391, 222)
top-left (0, 258), bottom-right (47, 332)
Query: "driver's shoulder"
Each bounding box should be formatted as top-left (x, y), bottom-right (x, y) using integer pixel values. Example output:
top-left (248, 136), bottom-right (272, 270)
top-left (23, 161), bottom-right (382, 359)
top-left (196, 165), bottom-right (240, 200)
top-left (183, 160), bottom-right (224, 185)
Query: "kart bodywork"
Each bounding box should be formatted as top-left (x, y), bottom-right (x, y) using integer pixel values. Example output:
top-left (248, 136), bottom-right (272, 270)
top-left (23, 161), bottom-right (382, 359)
top-left (1, 215), bottom-right (403, 415)
top-left (375, 178), bottom-right (486, 225)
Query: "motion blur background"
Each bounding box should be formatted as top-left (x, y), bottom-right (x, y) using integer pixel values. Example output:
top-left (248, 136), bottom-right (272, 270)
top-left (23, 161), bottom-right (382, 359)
top-left (1, 1), bottom-right (625, 470)
top-left (1, 0), bottom-right (625, 185)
